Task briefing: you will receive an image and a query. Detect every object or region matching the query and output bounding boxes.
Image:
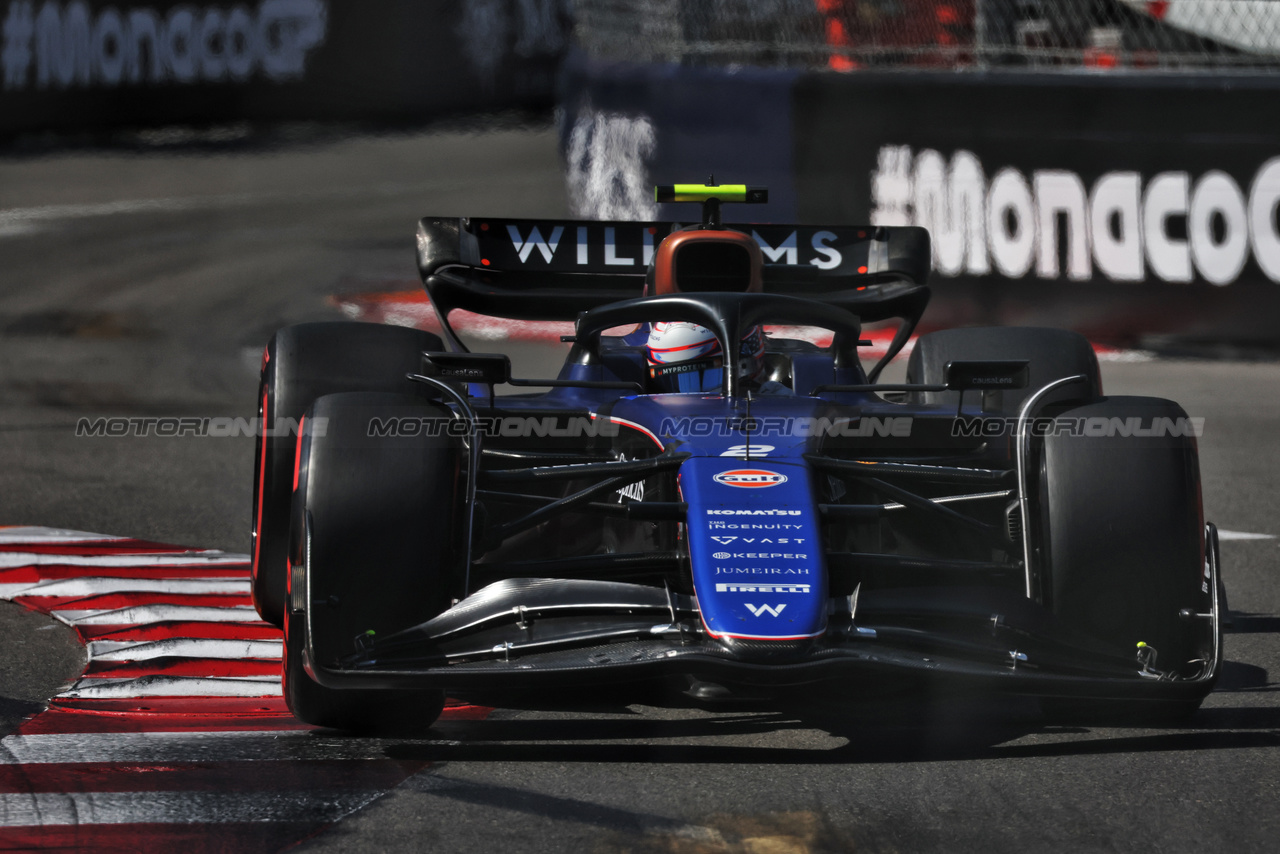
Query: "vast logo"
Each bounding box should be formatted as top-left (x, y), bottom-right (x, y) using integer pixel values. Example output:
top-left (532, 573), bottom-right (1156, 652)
top-left (708, 537), bottom-right (804, 546)
top-left (713, 469), bottom-right (787, 488)
top-left (745, 603), bottom-right (786, 618)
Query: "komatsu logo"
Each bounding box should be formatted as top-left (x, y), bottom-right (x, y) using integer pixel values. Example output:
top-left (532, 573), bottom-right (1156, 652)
top-left (713, 469), bottom-right (787, 488)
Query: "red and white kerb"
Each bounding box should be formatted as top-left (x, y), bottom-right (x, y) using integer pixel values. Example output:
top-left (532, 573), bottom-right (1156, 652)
top-left (0, 525), bottom-right (487, 852)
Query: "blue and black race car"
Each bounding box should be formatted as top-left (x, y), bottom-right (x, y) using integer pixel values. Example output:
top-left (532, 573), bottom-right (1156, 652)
top-left (250, 185), bottom-right (1223, 731)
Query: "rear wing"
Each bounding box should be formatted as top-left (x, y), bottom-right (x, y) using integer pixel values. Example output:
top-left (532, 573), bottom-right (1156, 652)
top-left (416, 218), bottom-right (931, 369)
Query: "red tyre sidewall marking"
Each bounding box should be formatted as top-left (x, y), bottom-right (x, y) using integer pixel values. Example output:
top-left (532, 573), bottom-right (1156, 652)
top-left (251, 387), bottom-right (270, 597)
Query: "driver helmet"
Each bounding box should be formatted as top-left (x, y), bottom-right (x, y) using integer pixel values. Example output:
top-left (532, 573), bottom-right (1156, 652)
top-left (645, 322), bottom-right (765, 393)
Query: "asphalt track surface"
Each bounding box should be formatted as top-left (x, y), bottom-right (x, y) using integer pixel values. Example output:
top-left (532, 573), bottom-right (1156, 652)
top-left (0, 124), bottom-right (1278, 852)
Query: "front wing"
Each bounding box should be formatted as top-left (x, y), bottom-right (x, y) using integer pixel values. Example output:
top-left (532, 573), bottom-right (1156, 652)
top-left (300, 526), bottom-right (1224, 706)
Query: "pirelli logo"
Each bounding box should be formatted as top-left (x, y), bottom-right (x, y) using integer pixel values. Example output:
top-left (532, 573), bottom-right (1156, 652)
top-left (715, 583), bottom-right (811, 594)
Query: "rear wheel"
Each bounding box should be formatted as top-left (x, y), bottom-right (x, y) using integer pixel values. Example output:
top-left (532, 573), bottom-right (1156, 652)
top-left (282, 392), bottom-right (459, 732)
top-left (1036, 396), bottom-right (1211, 721)
top-left (252, 322), bottom-right (444, 626)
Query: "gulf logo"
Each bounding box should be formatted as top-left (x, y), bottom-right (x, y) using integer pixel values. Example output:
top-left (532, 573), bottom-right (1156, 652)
top-left (713, 469), bottom-right (788, 488)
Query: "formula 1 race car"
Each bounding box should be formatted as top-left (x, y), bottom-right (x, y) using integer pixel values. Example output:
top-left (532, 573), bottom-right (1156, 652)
top-left (250, 184), bottom-right (1223, 731)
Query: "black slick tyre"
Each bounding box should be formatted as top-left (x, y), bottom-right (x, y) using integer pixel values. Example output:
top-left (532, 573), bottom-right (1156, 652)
top-left (252, 322), bottom-right (444, 627)
top-left (283, 392), bottom-right (459, 733)
top-left (1037, 396), bottom-right (1211, 722)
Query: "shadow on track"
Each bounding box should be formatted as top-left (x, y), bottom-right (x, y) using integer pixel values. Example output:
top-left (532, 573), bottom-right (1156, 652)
top-left (289, 655), bottom-right (1279, 767)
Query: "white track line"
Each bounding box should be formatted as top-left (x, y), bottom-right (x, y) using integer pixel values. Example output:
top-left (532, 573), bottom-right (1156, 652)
top-left (0, 176), bottom-right (495, 233)
top-left (88, 638), bottom-right (282, 661)
top-left (0, 791), bottom-right (381, 826)
top-left (0, 552), bottom-right (243, 568)
top-left (57, 605), bottom-right (263, 625)
top-left (0, 195), bottom-right (258, 229)
top-left (0, 577), bottom-right (250, 599)
top-left (59, 675), bottom-right (281, 699)
top-left (0, 730), bottom-right (396, 764)
top-left (0, 527), bottom-right (128, 543)
top-left (1218, 529), bottom-right (1276, 541)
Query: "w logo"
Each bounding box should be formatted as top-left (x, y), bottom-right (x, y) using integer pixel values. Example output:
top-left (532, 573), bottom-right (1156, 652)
top-left (507, 225), bottom-right (564, 263)
top-left (745, 603), bottom-right (786, 618)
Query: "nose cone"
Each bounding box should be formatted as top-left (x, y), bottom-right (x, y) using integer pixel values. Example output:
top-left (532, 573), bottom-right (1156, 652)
top-left (715, 634), bottom-right (819, 662)
top-left (680, 456), bottom-right (828, 644)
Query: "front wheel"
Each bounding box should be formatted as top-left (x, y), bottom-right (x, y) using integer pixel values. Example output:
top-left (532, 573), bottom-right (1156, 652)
top-left (284, 597), bottom-right (446, 734)
top-left (282, 392), bottom-right (459, 732)
top-left (1036, 396), bottom-right (1214, 722)
top-left (252, 322), bottom-right (445, 627)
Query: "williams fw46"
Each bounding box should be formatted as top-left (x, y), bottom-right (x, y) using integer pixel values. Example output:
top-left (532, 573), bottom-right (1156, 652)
top-left (250, 184), bottom-right (1222, 731)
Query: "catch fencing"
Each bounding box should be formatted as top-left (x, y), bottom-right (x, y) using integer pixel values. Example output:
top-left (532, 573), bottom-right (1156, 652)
top-left (574, 0), bottom-right (1280, 72)
top-left (561, 50), bottom-right (1280, 349)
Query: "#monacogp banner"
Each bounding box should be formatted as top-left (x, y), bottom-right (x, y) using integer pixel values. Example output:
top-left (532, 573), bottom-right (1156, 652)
top-left (792, 72), bottom-right (1280, 347)
top-left (0, 0), bottom-right (569, 136)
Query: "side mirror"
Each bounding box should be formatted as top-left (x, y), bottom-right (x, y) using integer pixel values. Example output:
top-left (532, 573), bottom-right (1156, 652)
top-left (421, 352), bottom-right (511, 385)
top-left (944, 360), bottom-right (1030, 392)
